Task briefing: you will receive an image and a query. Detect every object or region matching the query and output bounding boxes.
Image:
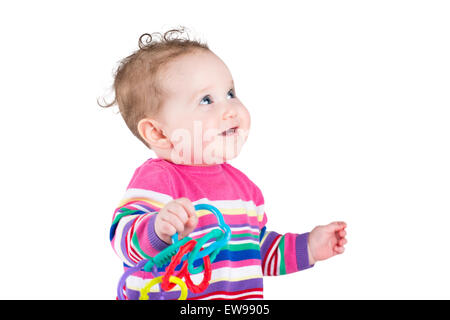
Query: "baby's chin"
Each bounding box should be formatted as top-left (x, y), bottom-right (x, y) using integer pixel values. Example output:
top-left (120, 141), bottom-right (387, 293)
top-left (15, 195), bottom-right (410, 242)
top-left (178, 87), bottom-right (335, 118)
top-left (204, 135), bottom-right (247, 164)
top-left (166, 129), bottom-right (249, 165)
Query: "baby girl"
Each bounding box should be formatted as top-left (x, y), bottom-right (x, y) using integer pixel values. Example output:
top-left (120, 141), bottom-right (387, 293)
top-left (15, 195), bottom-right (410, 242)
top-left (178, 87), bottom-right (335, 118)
top-left (102, 27), bottom-right (347, 300)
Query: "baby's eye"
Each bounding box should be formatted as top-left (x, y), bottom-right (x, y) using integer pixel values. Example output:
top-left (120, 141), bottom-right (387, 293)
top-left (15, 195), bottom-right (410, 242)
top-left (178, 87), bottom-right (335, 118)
top-left (200, 95), bottom-right (213, 105)
top-left (227, 88), bottom-right (236, 99)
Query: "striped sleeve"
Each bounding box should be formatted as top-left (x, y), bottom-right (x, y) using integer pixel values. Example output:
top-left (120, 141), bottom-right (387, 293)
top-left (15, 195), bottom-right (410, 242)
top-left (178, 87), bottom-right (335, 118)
top-left (110, 162), bottom-right (175, 266)
top-left (260, 230), bottom-right (313, 276)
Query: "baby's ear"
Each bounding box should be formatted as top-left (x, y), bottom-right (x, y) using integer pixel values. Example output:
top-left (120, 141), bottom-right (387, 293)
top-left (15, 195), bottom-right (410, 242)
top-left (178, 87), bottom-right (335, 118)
top-left (137, 118), bottom-right (172, 149)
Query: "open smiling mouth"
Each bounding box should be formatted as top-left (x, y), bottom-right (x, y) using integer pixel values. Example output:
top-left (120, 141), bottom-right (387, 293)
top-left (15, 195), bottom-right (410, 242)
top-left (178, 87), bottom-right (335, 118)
top-left (219, 126), bottom-right (239, 136)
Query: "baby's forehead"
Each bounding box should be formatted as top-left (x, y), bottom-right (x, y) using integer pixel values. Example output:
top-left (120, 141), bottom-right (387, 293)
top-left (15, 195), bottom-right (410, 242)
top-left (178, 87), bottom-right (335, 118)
top-left (163, 50), bottom-right (219, 78)
top-left (160, 51), bottom-right (232, 94)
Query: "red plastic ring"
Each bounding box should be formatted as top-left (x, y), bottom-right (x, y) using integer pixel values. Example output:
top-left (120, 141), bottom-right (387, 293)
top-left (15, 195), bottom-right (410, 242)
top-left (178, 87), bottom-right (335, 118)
top-left (184, 254), bottom-right (212, 293)
top-left (161, 240), bottom-right (196, 291)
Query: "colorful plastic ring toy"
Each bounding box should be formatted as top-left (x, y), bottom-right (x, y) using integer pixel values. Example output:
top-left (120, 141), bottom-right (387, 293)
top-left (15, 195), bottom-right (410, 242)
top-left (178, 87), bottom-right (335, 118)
top-left (193, 203), bottom-right (231, 259)
top-left (172, 203), bottom-right (231, 262)
top-left (117, 259), bottom-right (147, 300)
top-left (184, 254), bottom-right (211, 293)
top-left (187, 228), bottom-right (224, 274)
top-left (161, 239), bottom-right (196, 291)
top-left (172, 203), bottom-right (230, 243)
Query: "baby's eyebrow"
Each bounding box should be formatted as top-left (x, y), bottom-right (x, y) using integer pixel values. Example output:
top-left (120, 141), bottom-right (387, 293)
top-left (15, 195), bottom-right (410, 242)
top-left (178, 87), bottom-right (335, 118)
top-left (190, 80), bottom-right (235, 101)
top-left (196, 85), bottom-right (213, 96)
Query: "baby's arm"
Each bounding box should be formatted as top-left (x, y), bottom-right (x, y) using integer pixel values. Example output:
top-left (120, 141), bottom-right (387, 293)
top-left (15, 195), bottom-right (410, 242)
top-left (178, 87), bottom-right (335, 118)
top-left (260, 229), bottom-right (314, 276)
top-left (259, 222), bottom-right (348, 275)
top-left (110, 196), bottom-right (170, 266)
top-left (110, 162), bottom-right (180, 266)
top-left (253, 185), bottom-right (346, 275)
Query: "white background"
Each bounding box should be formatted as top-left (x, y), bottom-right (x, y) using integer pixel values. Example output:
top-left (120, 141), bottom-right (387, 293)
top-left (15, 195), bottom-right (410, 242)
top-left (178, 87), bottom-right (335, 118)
top-left (0, 0), bottom-right (449, 299)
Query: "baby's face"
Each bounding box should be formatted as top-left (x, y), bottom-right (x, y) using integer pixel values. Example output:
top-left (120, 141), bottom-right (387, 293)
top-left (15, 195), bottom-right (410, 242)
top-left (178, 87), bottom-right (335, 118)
top-left (156, 50), bottom-right (251, 165)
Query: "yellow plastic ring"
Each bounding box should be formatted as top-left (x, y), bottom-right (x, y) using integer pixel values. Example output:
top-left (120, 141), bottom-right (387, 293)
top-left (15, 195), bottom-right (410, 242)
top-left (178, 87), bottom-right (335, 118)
top-left (139, 276), bottom-right (188, 300)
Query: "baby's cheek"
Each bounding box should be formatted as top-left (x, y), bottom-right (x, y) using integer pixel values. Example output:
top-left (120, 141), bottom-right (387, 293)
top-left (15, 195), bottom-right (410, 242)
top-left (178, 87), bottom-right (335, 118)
top-left (221, 135), bottom-right (245, 162)
top-left (239, 104), bottom-right (251, 130)
top-left (202, 135), bottom-right (224, 165)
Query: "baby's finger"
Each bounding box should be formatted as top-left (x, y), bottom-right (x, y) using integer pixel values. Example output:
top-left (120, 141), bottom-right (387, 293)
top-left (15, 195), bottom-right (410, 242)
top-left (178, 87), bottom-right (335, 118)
top-left (334, 245), bottom-right (345, 254)
top-left (186, 213), bottom-right (199, 229)
top-left (327, 221), bottom-right (347, 232)
top-left (167, 201), bottom-right (189, 224)
top-left (176, 198), bottom-right (197, 220)
top-left (338, 229), bottom-right (346, 238)
top-left (336, 221), bottom-right (347, 230)
top-left (159, 221), bottom-right (177, 237)
top-left (162, 211), bottom-right (185, 233)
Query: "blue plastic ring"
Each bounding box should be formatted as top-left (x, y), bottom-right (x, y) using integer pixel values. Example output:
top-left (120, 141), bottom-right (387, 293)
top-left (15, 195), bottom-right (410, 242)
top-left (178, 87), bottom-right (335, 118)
top-left (171, 203), bottom-right (231, 261)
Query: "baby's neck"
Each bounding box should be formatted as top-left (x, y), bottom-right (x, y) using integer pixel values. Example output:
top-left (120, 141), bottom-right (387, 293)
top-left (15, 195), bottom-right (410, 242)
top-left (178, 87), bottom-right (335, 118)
top-left (157, 156), bottom-right (225, 167)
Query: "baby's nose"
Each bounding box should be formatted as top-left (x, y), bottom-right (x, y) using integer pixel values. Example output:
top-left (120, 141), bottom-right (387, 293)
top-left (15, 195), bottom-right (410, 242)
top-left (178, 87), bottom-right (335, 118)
top-left (222, 107), bottom-right (237, 120)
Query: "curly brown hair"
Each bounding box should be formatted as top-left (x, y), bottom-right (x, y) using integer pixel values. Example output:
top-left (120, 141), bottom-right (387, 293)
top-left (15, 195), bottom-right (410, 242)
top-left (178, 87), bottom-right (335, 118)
top-left (98, 26), bottom-right (210, 148)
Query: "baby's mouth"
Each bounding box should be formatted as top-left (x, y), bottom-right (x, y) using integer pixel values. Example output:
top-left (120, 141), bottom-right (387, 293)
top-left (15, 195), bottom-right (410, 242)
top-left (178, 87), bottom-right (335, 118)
top-left (219, 126), bottom-right (239, 136)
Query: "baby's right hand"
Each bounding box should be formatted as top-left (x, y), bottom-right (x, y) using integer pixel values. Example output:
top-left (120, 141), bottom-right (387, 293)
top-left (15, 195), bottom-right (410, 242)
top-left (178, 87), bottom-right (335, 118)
top-left (155, 198), bottom-right (198, 244)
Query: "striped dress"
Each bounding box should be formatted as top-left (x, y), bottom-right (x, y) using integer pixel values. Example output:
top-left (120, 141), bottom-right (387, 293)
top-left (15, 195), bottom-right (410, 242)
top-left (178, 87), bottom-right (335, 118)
top-left (110, 158), bottom-right (313, 300)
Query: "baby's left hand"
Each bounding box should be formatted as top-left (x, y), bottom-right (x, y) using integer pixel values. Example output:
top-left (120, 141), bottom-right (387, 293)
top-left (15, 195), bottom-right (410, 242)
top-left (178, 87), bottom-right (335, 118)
top-left (307, 221), bottom-right (347, 265)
